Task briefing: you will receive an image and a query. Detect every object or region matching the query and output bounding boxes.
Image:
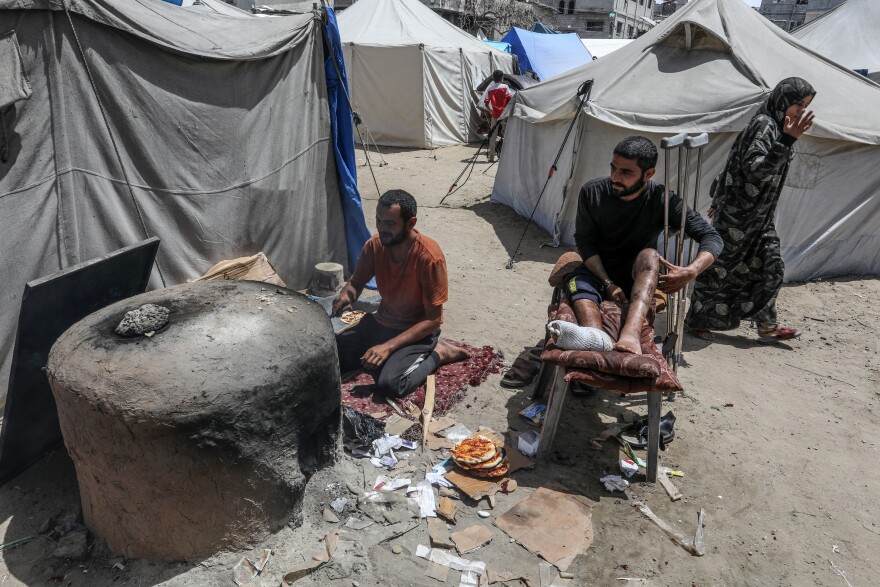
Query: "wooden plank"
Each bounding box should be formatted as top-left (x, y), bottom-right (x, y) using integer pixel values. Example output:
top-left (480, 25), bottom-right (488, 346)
top-left (658, 468), bottom-right (683, 501)
top-left (422, 374), bottom-right (436, 449)
top-left (646, 392), bottom-right (662, 483)
top-left (537, 365), bottom-right (568, 464)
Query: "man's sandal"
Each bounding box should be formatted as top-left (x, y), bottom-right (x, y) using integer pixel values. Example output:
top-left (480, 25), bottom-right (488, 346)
top-left (757, 326), bottom-right (802, 344)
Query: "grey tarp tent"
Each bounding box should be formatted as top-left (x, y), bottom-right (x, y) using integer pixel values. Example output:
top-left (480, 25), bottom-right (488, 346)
top-left (793, 0), bottom-right (880, 83)
top-left (492, 0), bottom-right (880, 283)
top-left (337, 0), bottom-right (516, 148)
top-left (0, 0), bottom-right (352, 399)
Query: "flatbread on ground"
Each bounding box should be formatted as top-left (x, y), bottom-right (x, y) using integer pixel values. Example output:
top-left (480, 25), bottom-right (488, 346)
top-left (451, 436), bottom-right (497, 465)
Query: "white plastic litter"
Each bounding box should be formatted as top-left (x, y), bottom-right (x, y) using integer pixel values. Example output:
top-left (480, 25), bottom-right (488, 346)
top-left (444, 424), bottom-right (472, 444)
top-left (600, 475), bottom-right (630, 492)
top-left (415, 545), bottom-right (487, 575)
top-left (547, 320), bottom-right (613, 351)
top-left (425, 471), bottom-right (453, 488)
top-left (459, 570), bottom-right (480, 587)
top-left (407, 481), bottom-right (437, 518)
top-left (373, 434), bottom-right (405, 456)
top-left (330, 497), bottom-right (348, 513)
top-left (619, 459), bottom-right (639, 478)
top-left (374, 476), bottom-right (411, 491)
top-left (517, 430), bottom-right (541, 457)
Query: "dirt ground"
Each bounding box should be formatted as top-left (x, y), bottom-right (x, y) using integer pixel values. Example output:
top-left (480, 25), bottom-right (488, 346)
top-left (1, 144), bottom-right (878, 587)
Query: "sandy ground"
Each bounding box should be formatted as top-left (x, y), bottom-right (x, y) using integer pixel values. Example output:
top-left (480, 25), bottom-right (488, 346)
top-left (1, 144), bottom-right (878, 587)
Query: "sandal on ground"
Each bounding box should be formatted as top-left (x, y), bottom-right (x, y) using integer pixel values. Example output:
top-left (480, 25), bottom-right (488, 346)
top-left (757, 325), bottom-right (801, 344)
top-left (571, 382), bottom-right (600, 397)
top-left (619, 410), bottom-right (676, 449)
top-left (686, 328), bottom-right (715, 341)
top-left (501, 353), bottom-right (541, 388)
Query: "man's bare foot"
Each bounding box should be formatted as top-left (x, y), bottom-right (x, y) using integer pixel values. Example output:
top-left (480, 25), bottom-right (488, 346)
top-left (435, 339), bottom-right (472, 365)
top-left (613, 333), bottom-right (642, 354)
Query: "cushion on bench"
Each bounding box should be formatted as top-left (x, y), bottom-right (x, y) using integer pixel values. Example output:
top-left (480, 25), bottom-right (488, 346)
top-left (540, 299), bottom-right (682, 393)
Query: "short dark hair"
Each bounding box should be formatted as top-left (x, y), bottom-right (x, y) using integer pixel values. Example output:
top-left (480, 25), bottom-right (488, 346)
top-left (378, 189), bottom-right (417, 222)
top-left (492, 69), bottom-right (504, 83)
top-left (613, 136), bottom-right (658, 172)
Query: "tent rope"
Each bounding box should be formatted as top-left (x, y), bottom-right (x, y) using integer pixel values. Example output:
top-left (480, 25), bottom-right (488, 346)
top-left (319, 14), bottom-right (383, 198)
top-left (62, 1), bottom-right (167, 288)
top-left (505, 79), bottom-right (594, 270)
top-left (438, 117), bottom-right (498, 207)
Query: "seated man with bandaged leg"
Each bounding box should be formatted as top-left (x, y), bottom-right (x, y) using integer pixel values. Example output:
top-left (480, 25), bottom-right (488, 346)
top-left (560, 136), bottom-right (723, 354)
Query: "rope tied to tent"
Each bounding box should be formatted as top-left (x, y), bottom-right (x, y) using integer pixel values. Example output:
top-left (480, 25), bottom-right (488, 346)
top-left (61, 0), bottom-right (168, 288)
top-left (505, 79), bottom-right (594, 270)
top-left (320, 15), bottom-right (384, 198)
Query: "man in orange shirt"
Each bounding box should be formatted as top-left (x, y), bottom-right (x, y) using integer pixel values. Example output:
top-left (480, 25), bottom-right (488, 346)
top-left (332, 190), bottom-right (469, 398)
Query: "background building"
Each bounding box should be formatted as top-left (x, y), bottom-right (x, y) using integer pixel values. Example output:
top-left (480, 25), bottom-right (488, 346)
top-left (758, 0), bottom-right (845, 31)
top-left (552, 0), bottom-right (655, 38)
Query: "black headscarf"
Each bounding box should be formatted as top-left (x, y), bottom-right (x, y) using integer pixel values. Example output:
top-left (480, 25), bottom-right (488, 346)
top-left (758, 77), bottom-right (816, 126)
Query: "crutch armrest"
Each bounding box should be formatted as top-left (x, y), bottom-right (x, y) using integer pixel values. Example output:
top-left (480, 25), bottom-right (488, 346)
top-left (684, 133), bottom-right (709, 149)
top-left (660, 132), bottom-right (687, 149)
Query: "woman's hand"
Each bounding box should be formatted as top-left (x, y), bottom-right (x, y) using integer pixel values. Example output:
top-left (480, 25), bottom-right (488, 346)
top-left (783, 111), bottom-right (815, 139)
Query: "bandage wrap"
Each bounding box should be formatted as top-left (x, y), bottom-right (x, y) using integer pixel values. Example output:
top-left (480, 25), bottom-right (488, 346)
top-left (547, 320), bottom-right (614, 352)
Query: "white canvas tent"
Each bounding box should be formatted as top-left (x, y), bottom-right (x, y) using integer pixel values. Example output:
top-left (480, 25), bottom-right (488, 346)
top-left (793, 0), bottom-right (880, 83)
top-left (493, 0), bottom-right (880, 282)
top-left (337, 0), bottom-right (516, 148)
top-left (580, 38), bottom-right (631, 59)
top-left (0, 0), bottom-right (360, 398)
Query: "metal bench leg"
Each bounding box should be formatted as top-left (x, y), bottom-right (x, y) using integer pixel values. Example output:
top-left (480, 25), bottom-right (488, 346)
top-left (646, 391), bottom-right (662, 483)
top-left (538, 365), bottom-right (569, 464)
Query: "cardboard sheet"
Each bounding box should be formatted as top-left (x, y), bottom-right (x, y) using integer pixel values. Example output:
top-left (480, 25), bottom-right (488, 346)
top-left (450, 524), bottom-right (492, 554)
top-left (494, 482), bottom-right (596, 569)
top-left (427, 517), bottom-right (455, 549)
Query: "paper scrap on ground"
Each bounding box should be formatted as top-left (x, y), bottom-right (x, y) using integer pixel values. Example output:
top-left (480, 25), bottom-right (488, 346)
top-left (233, 557), bottom-right (258, 586)
top-left (488, 569), bottom-right (533, 586)
top-left (426, 471), bottom-right (453, 488)
top-left (407, 481), bottom-right (437, 518)
top-left (438, 496), bottom-right (458, 523)
top-left (384, 414), bottom-right (416, 436)
top-left (281, 532), bottom-right (339, 585)
top-left (429, 415), bottom-right (457, 434)
top-left (425, 561), bottom-right (449, 582)
top-left (460, 570), bottom-right (481, 587)
top-left (450, 524), bottom-right (493, 554)
top-left (494, 482), bottom-right (596, 569)
top-left (343, 516), bottom-right (374, 530)
top-left (416, 545), bottom-right (487, 575)
top-left (427, 517), bottom-right (455, 549)
top-left (375, 475), bottom-right (411, 491)
top-left (250, 548), bottom-right (271, 572)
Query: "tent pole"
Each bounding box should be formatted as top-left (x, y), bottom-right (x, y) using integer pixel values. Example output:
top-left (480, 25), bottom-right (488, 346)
top-left (505, 79), bottom-right (594, 270)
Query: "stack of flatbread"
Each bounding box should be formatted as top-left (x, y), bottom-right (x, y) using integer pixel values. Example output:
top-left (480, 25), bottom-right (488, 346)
top-left (451, 435), bottom-right (509, 479)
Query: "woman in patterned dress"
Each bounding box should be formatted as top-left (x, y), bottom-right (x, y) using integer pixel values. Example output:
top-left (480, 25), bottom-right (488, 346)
top-left (685, 78), bottom-right (816, 343)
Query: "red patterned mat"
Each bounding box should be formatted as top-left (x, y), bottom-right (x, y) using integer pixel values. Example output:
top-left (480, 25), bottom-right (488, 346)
top-left (341, 342), bottom-right (503, 418)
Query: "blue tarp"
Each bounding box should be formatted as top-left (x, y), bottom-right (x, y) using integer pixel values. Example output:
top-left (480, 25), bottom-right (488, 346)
top-left (323, 7), bottom-right (372, 274)
top-left (501, 27), bottom-right (592, 81)
top-left (531, 22), bottom-right (558, 34)
top-left (484, 40), bottom-right (512, 53)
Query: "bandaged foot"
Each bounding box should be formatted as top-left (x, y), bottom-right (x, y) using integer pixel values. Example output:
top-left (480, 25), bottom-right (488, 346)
top-left (547, 320), bottom-right (613, 352)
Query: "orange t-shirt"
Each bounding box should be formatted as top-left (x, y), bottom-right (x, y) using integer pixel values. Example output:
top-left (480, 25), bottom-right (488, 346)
top-left (350, 231), bottom-right (448, 330)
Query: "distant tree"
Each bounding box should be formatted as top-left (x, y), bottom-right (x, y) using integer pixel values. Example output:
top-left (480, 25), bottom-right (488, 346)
top-left (461, 0), bottom-right (556, 37)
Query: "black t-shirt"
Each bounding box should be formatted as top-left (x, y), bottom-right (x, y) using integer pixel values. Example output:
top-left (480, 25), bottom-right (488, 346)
top-left (574, 178), bottom-right (723, 291)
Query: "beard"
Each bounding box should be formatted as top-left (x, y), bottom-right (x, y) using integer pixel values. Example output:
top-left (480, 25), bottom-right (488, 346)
top-left (611, 174), bottom-right (646, 198)
top-left (379, 227), bottom-right (409, 246)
